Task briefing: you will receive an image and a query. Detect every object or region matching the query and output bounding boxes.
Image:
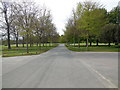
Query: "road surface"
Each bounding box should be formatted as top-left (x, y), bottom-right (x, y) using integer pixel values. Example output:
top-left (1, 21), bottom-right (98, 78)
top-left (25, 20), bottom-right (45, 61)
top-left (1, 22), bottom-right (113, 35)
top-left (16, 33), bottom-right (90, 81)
top-left (2, 44), bottom-right (118, 88)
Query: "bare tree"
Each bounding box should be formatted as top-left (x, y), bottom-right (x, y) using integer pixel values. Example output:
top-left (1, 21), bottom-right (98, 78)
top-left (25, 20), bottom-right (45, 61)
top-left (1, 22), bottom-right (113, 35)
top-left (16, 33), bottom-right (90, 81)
top-left (15, 1), bottom-right (38, 53)
top-left (1, 1), bottom-right (59, 51)
top-left (0, 1), bottom-right (14, 49)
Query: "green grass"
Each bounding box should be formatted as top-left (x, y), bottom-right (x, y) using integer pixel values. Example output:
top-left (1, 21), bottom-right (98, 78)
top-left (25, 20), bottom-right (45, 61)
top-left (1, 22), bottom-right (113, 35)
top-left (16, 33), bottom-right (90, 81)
top-left (0, 45), bottom-right (2, 56)
top-left (2, 43), bottom-right (58, 57)
top-left (69, 43), bottom-right (115, 46)
top-left (66, 44), bottom-right (119, 52)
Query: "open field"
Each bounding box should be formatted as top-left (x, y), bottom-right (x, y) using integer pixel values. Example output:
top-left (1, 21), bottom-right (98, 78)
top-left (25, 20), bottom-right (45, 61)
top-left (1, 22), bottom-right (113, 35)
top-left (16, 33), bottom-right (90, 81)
top-left (66, 43), bottom-right (119, 52)
top-left (2, 43), bottom-right (58, 57)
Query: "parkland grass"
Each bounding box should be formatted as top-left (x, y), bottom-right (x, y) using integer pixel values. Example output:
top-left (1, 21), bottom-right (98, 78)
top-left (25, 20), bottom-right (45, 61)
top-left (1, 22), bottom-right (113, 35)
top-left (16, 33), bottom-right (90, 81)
top-left (2, 43), bottom-right (58, 57)
top-left (66, 43), bottom-right (119, 52)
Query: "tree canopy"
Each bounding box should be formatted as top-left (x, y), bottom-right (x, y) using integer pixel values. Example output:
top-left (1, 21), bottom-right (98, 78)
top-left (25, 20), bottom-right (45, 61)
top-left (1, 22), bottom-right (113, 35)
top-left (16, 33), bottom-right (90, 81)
top-left (64, 1), bottom-right (120, 47)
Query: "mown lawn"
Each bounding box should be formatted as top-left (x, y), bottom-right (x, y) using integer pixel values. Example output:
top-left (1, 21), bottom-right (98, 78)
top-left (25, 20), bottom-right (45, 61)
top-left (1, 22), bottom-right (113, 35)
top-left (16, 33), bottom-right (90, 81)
top-left (2, 43), bottom-right (58, 57)
top-left (66, 43), bottom-right (119, 52)
top-left (69, 43), bottom-right (115, 46)
top-left (0, 45), bottom-right (2, 56)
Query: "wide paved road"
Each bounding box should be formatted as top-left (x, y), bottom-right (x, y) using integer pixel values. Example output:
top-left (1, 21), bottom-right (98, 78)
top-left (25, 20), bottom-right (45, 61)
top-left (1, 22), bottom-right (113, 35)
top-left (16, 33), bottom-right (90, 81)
top-left (2, 44), bottom-right (118, 88)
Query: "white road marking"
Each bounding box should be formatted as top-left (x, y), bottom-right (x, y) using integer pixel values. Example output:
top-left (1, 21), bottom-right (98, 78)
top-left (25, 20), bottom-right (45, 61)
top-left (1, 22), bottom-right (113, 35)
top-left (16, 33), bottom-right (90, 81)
top-left (80, 60), bottom-right (117, 88)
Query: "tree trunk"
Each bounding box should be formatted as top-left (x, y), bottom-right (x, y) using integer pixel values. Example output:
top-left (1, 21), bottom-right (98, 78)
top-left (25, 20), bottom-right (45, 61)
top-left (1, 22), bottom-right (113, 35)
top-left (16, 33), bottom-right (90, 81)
top-left (115, 42), bottom-right (118, 45)
top-left (78, 38), bottom-right (80, 48)
top-left (30, 36), bottom-right (32, 47)
top-left (51, 37), bottom-right (53, 46)
top-left (96, 39), bottom-right (99, 46)
top-left (36, 42), bottom-right (38, 46)
top-left (39, 37), bottom-right (41, 50)
top-left (108, 42), bottom-right (111, 46)
top-left (73, 37), bottom-right (75, 47)
top-left (46, 42), bottom-right (47, 48)
top-left (90, 41), bottom-right (92, 46)
top-left (30, 43), bottom-right (32, 47)
top-left (16, 37), bottom-right (18, 47)
top-left (7, 29), bottom-right (11, 49)
top-left (22, 36), bottom-right (24, 47)
top-left (26, 34), bottom-right (29, 53)
top-left (49, 40), bottom-right (50, 47)
top-left (43, 42), bottom-right (44, 47)
top-left (86, 38), bottom-right (88, 47)
top-left (6, 19), bottom-right (11, 49)
top-left (15, 32), bottom-right (18, 47)
top-left (4, 9), bottom-right (11, 49)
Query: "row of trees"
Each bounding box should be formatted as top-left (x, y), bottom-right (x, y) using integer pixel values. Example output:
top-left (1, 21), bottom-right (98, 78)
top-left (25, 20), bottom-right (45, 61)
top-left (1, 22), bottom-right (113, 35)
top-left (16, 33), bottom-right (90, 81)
top-left (0, 1), bottom-right (59, 52)
top-left (63, 1), bottom-right (120, 47)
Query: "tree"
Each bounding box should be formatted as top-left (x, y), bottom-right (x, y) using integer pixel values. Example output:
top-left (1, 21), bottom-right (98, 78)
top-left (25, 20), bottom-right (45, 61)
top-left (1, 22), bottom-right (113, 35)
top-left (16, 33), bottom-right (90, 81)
top-left (76, 1), bottom-right (107, 47)
top-left (10, 10), bottom-right (20, 47)
top-left (34, 16), bottom-right (43, 47)
top-left (108, 6), bottom-right (120, 24)
top-left (0, 1), bottom-right (14, 49)
top-left (60, 35), bottom-right (66, 43)
top-left (1, 1), bottom-right (59, 51)
top-left (101, 24), bottom-right (117, 46)
top-left (15, 1), bottom-right (38, 53)
top-left (107, 6), bottom-right (120, 45)
top-left (64, 1), bottom-right (107, 47)
top-left (64, 18), bottom-right (76, 45)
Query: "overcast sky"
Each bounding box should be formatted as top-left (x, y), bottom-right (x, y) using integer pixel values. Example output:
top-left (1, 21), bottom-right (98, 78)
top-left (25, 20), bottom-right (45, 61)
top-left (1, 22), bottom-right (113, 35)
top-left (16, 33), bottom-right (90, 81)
top-left (7, 0), bottom-right (120, 35)
top-left (32, 0), bottom-right (119, 35)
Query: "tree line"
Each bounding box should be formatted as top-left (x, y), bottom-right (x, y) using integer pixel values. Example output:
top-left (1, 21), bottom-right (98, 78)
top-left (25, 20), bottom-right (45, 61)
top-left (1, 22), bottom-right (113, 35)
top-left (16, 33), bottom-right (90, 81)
top-left (0, 1), bottom-right (59, 53)
top-left (63, 1), bottom-right (120, 47)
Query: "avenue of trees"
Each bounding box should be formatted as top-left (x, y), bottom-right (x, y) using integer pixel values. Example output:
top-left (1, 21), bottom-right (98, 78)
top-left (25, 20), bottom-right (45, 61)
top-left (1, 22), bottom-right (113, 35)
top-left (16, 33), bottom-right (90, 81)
top-left (63, 1), bottom-right (120, 47)
top-left (0, 1), bottom-right (59, 53)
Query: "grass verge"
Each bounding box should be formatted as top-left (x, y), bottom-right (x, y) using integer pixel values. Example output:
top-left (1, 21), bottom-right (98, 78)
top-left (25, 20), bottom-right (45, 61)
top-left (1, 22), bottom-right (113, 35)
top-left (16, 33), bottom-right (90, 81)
top-left (66, 45), bottom-right (119, 52)
top-left (2, 44), bottom-right (58, 57)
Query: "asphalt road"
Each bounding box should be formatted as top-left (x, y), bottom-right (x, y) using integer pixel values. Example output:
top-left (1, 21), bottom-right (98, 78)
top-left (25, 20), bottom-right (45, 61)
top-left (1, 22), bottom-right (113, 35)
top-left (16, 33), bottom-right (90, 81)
top-left (2, 44), bottom-right (118, 88)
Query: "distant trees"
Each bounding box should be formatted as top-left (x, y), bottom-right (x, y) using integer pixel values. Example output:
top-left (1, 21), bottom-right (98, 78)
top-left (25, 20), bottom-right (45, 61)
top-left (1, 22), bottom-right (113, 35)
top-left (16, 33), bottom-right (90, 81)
top-left (108, 6), bottom-right (120, 24)
top-left (0, 1), bottom-right (59, 52)
top-left (106, 6), bottom-right (120, 45)
top-left (64, 1), bottom-right (120, 47)
top-left (101, 24), bottom-right (118, 46)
